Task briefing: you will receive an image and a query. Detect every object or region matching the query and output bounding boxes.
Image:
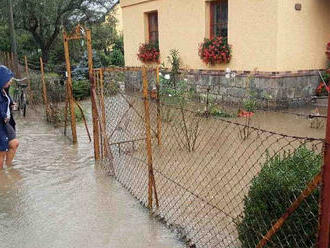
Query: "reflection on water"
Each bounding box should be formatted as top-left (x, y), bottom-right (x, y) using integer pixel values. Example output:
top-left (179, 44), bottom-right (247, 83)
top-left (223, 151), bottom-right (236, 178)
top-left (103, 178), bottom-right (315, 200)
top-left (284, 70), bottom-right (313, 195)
top-left (239, 106), bottom-right (326, 139)
top-left (0, 115), bottom-right (184, 248)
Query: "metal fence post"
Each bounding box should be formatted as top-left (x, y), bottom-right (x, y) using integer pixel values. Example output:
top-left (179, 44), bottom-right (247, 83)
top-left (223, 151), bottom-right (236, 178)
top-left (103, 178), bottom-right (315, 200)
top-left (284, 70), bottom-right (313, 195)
top-left (318, 92), bottom-right (330, 247)
top-left (99, 68), bottom-right (108, 157)
top-left (63, 32), bottom-right (78, 144)
top-left (86, 29), bottom-right (100, 160)
top-left (40, 57), bottom-right (51, 122)
top-left (142, 67), bottom-right (159, 211)
top-left (24, 56), bottom-right (33, 102)
top-left (156, 66), bottom-right (162, 146)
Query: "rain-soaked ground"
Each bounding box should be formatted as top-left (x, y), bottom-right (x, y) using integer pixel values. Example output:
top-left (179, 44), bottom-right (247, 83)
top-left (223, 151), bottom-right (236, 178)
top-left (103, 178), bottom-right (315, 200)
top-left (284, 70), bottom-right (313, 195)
top-left (0, 114), bottom-right (185, 248)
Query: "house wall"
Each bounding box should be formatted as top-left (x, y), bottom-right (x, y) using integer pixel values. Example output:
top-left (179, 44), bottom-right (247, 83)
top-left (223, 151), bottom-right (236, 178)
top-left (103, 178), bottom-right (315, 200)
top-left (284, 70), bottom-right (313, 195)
top-left (121, 0), bottom-right (330, 72)
top-left (120, 0), bottom-right (329, 104)
top-left (277, 0), bottom-right (330, 71)
top-left (121, 0), bottom-right (279, 71)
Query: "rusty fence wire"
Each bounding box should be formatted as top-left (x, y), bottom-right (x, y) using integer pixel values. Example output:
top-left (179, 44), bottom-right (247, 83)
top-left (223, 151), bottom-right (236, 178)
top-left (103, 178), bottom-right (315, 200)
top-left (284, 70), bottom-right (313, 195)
top-left (93, 66), bottom-right (327, 248)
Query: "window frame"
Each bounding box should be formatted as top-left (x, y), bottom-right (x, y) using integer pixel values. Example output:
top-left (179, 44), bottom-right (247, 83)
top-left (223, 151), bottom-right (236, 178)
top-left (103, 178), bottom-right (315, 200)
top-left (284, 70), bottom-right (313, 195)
top-left (210, 0), bottom-right (228, 39)
top-left (148, 11), bottom-right (159, 44)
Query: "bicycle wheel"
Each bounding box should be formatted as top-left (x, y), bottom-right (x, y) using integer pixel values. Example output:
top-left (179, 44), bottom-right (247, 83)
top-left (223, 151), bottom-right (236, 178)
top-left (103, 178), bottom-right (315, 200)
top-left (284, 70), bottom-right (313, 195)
top-left (13, 88), bottom-right (19, 109)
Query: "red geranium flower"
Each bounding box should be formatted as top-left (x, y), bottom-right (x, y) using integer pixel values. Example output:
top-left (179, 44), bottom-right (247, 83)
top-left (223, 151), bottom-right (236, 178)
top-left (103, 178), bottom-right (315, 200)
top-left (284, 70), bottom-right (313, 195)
top-left (199, 36), bottom-right (231, 65)
top-left (137, 43), bottom-right (160, 63)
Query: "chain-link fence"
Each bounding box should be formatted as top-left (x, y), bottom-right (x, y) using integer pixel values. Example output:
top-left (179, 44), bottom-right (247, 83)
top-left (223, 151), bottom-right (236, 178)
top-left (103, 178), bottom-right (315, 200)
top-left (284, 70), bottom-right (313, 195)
top-left (94, 66), bottom-right (328, 248)
top-left (0, 51), bottom-right (78, 140)
top-left (1, 50), bottom-right (328, 247)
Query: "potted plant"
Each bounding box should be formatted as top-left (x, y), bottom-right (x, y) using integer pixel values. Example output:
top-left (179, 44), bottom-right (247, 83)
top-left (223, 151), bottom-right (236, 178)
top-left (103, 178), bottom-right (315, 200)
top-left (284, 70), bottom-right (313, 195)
top-left (198, 36), bottom-right (231, 65)
top-left (137, 42), bottom-right (160, 64)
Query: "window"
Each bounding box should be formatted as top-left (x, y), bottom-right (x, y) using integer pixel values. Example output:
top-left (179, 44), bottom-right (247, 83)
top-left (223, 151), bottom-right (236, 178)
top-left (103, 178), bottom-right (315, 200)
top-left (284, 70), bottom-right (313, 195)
top-left (210, 0), bottom-right (228, 38)
top-left (148, 12), bottom-right (159, 44)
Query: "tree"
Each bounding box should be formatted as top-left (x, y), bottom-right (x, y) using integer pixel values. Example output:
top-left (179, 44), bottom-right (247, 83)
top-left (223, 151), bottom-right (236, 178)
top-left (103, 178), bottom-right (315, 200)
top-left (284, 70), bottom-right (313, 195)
top-left (8, 0), bottom-right (115, 62)
top-left (91, 21), bottom-right (117, 53)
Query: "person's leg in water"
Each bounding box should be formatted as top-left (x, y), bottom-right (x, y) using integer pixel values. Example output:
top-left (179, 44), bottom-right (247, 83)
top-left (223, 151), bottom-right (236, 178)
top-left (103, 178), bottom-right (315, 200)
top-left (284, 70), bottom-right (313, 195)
top-left (0, 151), bottom-right (6, 169)
top-left (6, 139), bottom-right (19, 167)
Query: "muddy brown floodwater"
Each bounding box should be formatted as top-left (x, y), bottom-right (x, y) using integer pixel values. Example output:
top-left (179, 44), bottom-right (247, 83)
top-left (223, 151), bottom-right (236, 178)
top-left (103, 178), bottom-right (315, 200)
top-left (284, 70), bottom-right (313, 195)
top-left (0, 114), bottom-right (185, 248)
top-left (104, 95), bottom-right (327, 247)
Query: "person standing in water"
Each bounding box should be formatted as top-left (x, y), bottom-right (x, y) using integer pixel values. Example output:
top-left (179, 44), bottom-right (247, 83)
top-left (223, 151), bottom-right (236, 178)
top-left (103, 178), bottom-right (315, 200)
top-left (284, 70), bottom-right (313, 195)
top-left (0, 65), bottom-right (19, 170)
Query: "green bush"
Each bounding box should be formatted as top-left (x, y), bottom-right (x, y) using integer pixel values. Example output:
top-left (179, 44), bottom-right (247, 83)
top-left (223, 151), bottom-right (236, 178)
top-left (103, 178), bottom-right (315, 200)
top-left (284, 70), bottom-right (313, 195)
top-left (72, 80), bottom-right (90, 100)
top-left (209, 106), bottom-right (233, 118)
top-left (45, 72), bottom-right (60, 78)
top-left (109, 48), bottom-right (125, 67)
top-left (237, 146), bottom-right (322, 248)
top-left (243, 98), bottom-right (258, 113)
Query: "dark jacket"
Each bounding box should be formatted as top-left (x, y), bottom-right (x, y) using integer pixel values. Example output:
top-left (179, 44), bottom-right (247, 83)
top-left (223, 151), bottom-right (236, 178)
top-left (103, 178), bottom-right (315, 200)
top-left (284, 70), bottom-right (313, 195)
top-left (0, 89), bottom-right (10, 151)
top-left (5, 87), bottom-right (16, 130)
top-left (0, 66), bottom-right (15, 151)
top-left (0, 87), bottom-right (16, 152)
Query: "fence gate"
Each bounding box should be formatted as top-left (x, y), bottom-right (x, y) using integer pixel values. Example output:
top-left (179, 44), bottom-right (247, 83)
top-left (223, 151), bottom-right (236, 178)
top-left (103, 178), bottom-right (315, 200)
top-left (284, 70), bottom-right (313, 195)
top-left (93, 67), bottom-right (159, 209)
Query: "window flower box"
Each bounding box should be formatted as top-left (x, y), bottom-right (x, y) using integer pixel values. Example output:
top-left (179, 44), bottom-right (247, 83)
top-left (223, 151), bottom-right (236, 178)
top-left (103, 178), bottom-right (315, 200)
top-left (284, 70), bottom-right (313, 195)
top-left (137, 43), bottom-right (160, 64)
top-left (199, 36), bottom-right (231, 65)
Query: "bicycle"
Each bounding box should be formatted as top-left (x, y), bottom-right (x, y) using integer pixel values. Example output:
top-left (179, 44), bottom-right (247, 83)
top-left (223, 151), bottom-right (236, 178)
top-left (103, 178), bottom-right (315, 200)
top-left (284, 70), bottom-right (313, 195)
top-left (12, 78), bottom-right (28, 117)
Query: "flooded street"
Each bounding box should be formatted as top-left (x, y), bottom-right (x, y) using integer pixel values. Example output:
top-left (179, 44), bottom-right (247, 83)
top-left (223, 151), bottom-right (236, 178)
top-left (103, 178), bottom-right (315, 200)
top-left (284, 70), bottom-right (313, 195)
top-left (0, 101), bottom-right (326, 248)
top-left (0, 115), bottom-right (185, 248)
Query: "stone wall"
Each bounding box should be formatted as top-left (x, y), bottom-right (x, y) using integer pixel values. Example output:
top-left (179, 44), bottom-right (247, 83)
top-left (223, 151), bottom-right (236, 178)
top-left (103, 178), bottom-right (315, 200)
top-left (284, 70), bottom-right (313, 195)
top-left (107, 69), bottom-right (322, 109)
top-left (184, 70), bottom-right (321, 108)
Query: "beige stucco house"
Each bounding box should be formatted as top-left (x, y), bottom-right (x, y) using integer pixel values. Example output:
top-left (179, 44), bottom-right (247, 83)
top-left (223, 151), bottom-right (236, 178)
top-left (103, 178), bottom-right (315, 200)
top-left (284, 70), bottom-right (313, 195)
top-left (107, 0), bottom-right (123, 35)
top-left (121, 0), bottom-right (330, 105)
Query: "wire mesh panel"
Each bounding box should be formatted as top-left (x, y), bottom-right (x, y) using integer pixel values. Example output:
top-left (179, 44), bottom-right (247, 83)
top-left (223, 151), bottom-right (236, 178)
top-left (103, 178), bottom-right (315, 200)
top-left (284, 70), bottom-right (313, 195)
top-left (28, 68), bottom-right (44, 115)
top-left (150, 102), bottom-right (323, 247)
top-left (94, 67), bottom-right (325, 248)
top-left (94, 68), bottom-right (154, 194)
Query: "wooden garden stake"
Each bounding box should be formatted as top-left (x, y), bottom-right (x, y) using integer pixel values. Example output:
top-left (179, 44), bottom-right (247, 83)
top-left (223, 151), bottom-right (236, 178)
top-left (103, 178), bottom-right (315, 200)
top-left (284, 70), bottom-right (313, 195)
top-left (24, 56), bottom-right (33, 103)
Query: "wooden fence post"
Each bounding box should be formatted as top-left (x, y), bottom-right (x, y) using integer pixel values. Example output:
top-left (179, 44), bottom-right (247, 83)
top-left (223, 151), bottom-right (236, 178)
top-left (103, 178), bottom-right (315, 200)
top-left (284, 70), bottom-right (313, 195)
top-left (24, 56), bottom-right (33, 102)
top-left (5, 52), bottom-right (8, 67)
top-left (40, 57), bottom-right (51, 122)
top-left (142, 67), bottom-right (159, 211)
top-left (10, 52), bottom-right (14, 71)
top-left (7, 52), bottom-right (11, 69)
top-left (0, 51), bottom-right (3, 64)
top-left (9, 52), bottom-right (14, 71)
top-left (63, 32), bottom-right (78, 144)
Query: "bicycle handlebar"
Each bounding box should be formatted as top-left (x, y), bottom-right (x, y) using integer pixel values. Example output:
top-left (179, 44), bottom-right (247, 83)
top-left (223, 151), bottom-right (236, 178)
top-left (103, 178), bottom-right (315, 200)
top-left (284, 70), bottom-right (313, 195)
top-left (12, 77), bottom-right (27, 82)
